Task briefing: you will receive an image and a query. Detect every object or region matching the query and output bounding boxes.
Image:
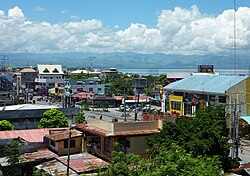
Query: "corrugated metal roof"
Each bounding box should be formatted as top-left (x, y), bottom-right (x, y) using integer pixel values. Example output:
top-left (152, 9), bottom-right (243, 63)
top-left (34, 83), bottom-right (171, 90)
top-left (0, 128), bottom-right (68, 142)
top-left (0, 104), bottom-right (58, 111)
top-left (164, 75), bottom-right (248, 95)
top-left (36, 153), bottom-right (108, 175)
top-left (47, 129), bottom-right (82, 141)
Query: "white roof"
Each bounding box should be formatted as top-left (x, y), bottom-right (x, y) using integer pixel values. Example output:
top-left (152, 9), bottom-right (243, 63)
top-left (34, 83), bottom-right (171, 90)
top-left (37, 65), bottom-right (63, 75)
top-left (0, 104), bottom-right (58, 111)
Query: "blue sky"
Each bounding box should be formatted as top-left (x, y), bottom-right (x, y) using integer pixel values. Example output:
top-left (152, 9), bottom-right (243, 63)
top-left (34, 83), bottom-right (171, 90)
top-left (1, 0), bottom-right (249, 29)
top-left (0, 0), bottom-right (249, 54)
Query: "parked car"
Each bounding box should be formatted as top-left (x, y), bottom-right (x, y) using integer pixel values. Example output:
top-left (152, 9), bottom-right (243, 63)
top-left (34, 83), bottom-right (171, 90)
top-left (119, 104), bottom-right (130, 111)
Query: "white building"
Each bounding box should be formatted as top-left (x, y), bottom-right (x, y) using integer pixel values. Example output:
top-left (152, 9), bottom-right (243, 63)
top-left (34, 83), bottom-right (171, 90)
top-left (35, 65), bottom-right (64, 95)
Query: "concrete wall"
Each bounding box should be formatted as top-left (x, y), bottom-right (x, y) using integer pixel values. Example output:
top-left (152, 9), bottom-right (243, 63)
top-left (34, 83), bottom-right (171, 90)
top-left (88, 118), bottom-right (114, 132)
top-left (56, 137), bottom-right (82, 156)
top-left (113, 121), bottom-right (158, 132)
top-left (126, 136), bottom-right (148, 158)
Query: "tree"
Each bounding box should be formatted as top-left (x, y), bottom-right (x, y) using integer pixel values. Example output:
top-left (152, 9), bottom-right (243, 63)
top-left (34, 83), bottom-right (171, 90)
top-left (147, 105), bottom-right (230, 171)
top-left (75, 112), bottom-right (86, 123)
top-left (0, 120), bottom-right (14, 130)
top-left (155, 74), bottom-right (167, 85)
top-left (100, 145), bottom-right (221, 176)
top-left (107, 77), bottom-right (133, 96)
top-left (4, 140), bottom-right (21, 175)
top-left (38, 108), bottom-right (68, 128)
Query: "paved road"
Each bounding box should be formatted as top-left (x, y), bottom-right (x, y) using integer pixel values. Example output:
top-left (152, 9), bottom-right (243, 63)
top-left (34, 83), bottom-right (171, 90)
top-left (239, 139), bottom-right (250, 163)
top-left (84, 108), bottom-right (143, 122)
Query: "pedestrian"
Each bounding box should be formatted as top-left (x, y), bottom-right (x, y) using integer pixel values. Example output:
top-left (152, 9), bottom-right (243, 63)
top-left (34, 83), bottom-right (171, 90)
top-left (241, 146), bottom-right (244, 154)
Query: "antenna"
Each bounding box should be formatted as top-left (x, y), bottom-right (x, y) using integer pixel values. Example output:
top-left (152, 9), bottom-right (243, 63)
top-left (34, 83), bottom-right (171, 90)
top-left (233, 0), bottom-right (237, 75)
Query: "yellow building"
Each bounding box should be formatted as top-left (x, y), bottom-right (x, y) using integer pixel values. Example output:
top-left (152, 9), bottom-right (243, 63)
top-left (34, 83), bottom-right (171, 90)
top-left (76, 118), bottom-right (167, 161)
top-left (45, 129), bottom-right (83, 156)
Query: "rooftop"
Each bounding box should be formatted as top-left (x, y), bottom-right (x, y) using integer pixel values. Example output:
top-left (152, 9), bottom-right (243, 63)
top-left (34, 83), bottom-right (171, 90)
top-left (0, 104), bottom-right (58, 111)
top-left (37, 64), bottom-right (63, 75)
top-left (46, 129), bottom-right (82, 141)
top-left (77, 118), bottom-right (161, 137)
top-left (36, 153), bottom-right (108, 175)
top-left (20, 68), bottom-right (37, 73)
top-left (164, 75), bottom-right (248, 95)
top-left (0, 148), bottom-right (57, 167)
top-left (0, 128), bottom-right (68, 142)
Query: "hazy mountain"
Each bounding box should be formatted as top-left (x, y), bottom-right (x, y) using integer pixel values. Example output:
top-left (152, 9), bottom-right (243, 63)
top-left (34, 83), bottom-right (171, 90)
top-left (1, 52), bottom-right (250, 69)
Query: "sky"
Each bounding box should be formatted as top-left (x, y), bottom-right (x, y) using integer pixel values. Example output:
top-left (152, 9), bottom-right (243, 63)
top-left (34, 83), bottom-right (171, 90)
top-left (0, 0), bottom-right (250, 55)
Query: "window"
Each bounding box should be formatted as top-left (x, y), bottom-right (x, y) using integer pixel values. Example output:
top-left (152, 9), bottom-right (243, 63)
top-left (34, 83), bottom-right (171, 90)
top-left (63, 139), bottom-right (76, 148)
top-left (43, 68), bottom-right (49, 73)
top-left (52, 68), bottom-right (59, 73)
top-left (50, 140), bottom-right (55, 147)
top-left (171, 101), bottom-right (181, 111)
top-left (98, 88), bottom-right (102, 91)
top-left (89, 88), bottom-right (93, 92)
top-left (50, 77), bottom-right (53, 79)
top-left (104, 137), bottom-right (112, 152)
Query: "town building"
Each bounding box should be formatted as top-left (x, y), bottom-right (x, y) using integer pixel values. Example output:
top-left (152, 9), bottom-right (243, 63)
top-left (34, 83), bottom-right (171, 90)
top-left (0, 104), bottom-right (79, 129)
top-left (44, 129), bottom-right (83, 155)
top-left (20, 67), bottom-right (37, 93)
top-left (0, 128), bottom-right (107, 175)
top-left (162, 74), bottom-right (250, 130)
top-left (76, 118), bottom-right (168, 161)
top-left (65, 78), bottom-right (105, 94)
top-left (35, 64), bottom-right (64, 96)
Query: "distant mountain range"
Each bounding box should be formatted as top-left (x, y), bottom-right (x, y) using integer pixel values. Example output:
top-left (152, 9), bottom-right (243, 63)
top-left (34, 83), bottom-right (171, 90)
top-left (1, 52), bottom-right (250, 69)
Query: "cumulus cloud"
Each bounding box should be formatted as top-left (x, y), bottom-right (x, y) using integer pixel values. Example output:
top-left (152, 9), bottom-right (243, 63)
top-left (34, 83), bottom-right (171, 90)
top-left (0, 6), bottom-right (249, 55)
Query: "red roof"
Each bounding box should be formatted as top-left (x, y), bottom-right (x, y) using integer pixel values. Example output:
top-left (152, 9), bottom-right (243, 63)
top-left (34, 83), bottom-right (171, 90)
top-left (72, 92), bottom-right (95, 99)
top-left (46, 129), bottom-right (82, 141)
top-left (58, 153), bottom-right (108, 173)
top-left (0, 128), bottom-right (67, 142)
top-left (115, 96), bottom-right (123, 101)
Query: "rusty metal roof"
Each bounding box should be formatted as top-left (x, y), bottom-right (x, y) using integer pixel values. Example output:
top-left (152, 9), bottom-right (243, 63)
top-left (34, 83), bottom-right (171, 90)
top-left (21, 148), bottom-right (57, 163)
top-left (0, 148), bottom-right (57, 167)
top-left (37, 153), bottom-right (108, 175)
top-left (0, 128), bottom-right (67, 142)
top-left (46, 129), bottom-right (82, 141)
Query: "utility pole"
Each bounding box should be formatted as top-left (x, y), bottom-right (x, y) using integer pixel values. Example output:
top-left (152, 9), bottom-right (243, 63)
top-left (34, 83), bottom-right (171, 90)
top-left (229, 99), bottom-right (241, 161)
top-left (123, 89), bottom-right (127, 122)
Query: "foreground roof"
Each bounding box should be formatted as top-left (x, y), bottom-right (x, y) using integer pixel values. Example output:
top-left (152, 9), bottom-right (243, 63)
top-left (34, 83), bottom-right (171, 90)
top-left (36, 153), bottom-right (108, 175)
top-left (0, 128), bottom-right (67, 142)
top-left (164, 75), bottom-right (248, 95)
top-left (0, 148), bottom-right (57, 167)
top-left (46, 129), bottom-right (82, 141)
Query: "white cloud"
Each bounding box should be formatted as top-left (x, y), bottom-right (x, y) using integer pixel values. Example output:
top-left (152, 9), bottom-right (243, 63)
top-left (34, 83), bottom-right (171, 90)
top-left (33, 6), bottom-right (46, 12)
top-left (8, 6), bottom-right (24, 19)
top-left (69, 15), bottom-right (80, 20)
top-left (0, 6), bottom-right (250, 55)
top-left (60, 10), bottom-right (69, 14)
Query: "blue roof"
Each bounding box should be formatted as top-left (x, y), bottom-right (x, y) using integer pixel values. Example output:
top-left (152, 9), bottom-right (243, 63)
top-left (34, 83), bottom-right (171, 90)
top-left (164, 75), bottom-right (248, 95)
